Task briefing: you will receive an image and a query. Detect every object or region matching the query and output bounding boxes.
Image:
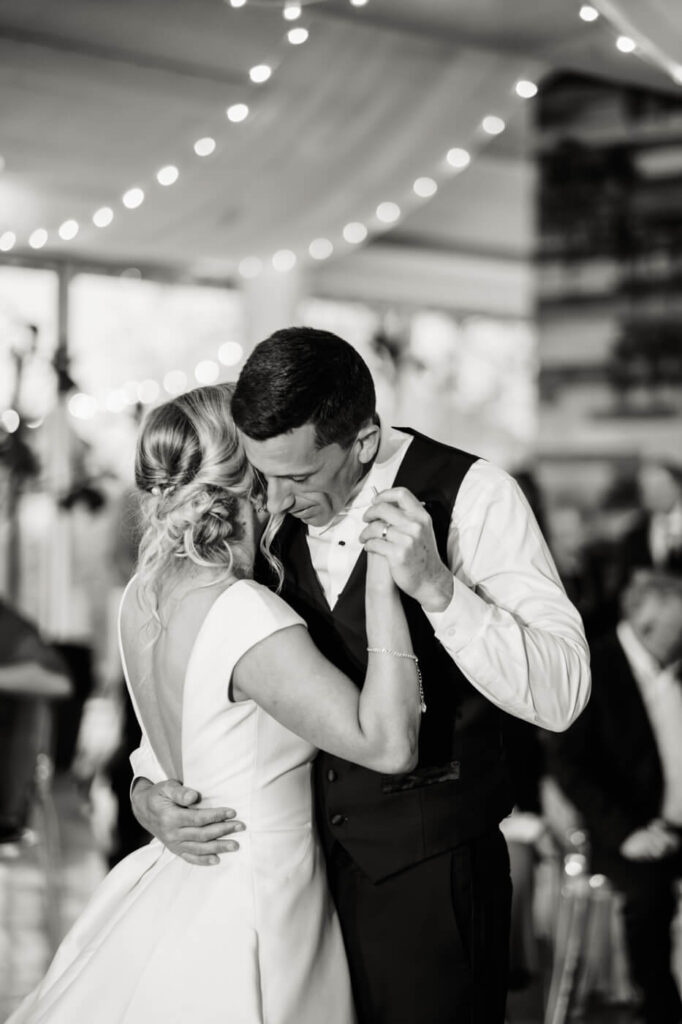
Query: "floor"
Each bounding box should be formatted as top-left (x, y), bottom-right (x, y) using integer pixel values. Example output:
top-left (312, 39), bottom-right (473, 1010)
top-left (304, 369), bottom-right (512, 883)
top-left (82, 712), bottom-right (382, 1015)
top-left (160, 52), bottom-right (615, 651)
top-left (0, 775), bottom-right (106, 1022)
top-left (0, 777), bottom-right (665, 1023)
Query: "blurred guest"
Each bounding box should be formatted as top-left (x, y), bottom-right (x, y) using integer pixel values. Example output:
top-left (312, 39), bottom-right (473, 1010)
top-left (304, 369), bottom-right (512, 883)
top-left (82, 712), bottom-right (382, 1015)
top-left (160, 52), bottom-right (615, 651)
top-left (547, 571), bottom-right (682, 1024)
top-left (0, 598), bottom-right (71, 842)
top-left (613, 458), bottom-right (682, 589)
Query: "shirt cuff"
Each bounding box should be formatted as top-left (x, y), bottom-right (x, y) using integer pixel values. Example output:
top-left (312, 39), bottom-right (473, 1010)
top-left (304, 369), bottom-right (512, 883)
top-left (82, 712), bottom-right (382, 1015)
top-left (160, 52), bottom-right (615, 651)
top-left (424, 577), bottom-right (494, 651)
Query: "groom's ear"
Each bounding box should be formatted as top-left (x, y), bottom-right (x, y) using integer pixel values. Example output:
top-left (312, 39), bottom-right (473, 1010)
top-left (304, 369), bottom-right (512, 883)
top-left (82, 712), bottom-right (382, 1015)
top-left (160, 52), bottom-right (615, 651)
top-left (355, 423), bottom-right (381, 465)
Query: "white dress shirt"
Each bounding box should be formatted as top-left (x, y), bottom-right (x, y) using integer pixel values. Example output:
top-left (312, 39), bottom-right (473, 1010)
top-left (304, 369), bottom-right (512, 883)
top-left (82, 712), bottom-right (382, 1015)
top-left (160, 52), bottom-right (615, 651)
top-left (617, 620), bottom-right (682, 825)
top-left (309, 426), bottom-right (589, 732)
top-left (130, 427), bottom-right (590, 782)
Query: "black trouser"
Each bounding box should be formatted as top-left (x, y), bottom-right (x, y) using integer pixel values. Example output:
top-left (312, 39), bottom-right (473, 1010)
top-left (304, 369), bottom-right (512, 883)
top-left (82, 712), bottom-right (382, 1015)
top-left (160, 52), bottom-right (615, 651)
top-left (327, 828), bottom-right (512, 1024)
top-left (608, 850), bottom-right (682, 1024)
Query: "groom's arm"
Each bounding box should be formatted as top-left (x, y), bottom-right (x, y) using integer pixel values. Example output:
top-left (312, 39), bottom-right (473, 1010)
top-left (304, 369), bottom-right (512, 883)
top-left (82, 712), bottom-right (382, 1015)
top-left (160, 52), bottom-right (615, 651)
top-left (361, 464), bottom-right (590, 732)
top-left (130, 734), bottom-right (245, 865)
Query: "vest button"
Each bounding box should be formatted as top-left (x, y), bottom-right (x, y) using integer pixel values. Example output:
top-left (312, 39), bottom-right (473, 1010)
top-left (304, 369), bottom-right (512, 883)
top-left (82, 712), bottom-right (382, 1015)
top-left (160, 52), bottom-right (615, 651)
top-left (327, 769), bottom-right (338, 783)
top-left (330, 813), bottom-right (347, 826)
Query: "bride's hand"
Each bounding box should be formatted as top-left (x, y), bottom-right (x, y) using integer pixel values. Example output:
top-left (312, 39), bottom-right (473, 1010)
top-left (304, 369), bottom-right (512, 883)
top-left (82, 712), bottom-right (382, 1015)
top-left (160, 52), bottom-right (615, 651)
top-left (365, 543), bottom-right (395, 593)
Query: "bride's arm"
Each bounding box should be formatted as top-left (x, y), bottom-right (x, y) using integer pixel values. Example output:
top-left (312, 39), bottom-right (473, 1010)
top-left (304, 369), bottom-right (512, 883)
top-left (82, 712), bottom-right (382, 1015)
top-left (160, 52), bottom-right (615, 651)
top-left (232, 552), bottom-right (421, 773)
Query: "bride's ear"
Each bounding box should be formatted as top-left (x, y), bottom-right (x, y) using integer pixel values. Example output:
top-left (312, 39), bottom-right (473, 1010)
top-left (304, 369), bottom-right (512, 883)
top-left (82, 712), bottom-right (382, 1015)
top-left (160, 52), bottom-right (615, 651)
top-left (356, 423), bottom-right (381, 465)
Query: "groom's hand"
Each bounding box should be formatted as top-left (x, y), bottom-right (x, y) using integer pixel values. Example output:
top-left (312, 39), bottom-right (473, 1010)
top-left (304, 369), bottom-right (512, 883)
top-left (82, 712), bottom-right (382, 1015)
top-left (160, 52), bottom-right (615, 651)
top-left (361, 487), bottom-right (454, 613)
top-left (131, 778), bottom-right (245, 866)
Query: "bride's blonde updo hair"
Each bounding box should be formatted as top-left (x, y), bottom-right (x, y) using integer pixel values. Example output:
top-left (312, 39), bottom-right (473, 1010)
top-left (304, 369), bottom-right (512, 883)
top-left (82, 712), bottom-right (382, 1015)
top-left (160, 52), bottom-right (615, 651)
top-left (134, 382), bottom-right (267, 625)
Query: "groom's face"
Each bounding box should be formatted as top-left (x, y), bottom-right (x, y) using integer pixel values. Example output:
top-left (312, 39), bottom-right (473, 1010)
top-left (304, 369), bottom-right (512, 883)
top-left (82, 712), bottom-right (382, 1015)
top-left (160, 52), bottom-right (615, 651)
top-left (241, 422), bottom-right (374, 527)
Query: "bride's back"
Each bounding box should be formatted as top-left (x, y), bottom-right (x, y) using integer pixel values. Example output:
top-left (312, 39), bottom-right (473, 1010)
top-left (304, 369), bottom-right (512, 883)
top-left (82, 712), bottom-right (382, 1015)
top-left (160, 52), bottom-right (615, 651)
top-left (119, 572), bottom-right (237, 781)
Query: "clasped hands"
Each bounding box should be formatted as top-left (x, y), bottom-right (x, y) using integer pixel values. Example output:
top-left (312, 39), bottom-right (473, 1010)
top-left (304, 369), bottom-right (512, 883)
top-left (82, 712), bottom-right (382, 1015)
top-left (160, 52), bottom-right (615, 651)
top-left (360, 486), bottom-right (453, 613)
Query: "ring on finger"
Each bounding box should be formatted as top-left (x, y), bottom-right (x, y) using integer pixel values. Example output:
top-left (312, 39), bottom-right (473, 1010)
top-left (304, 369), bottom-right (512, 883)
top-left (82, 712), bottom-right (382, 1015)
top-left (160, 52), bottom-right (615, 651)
top-left (381, 523), bottom-right (389, 540)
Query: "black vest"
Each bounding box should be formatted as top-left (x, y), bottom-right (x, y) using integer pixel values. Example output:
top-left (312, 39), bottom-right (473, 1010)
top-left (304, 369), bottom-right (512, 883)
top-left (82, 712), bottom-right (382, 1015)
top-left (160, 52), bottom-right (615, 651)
top-left (274, 429), bottom-right (513, 881)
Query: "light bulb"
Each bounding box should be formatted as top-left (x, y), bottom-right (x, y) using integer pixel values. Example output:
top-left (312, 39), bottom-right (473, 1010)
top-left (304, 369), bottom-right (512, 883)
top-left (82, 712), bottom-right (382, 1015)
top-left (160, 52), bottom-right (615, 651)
top-left (122, 187), bottom-right (145, 209)
top-left (308, 238), bottom-right (334, 260)
top-left (515, 79), bottom-right (538, 99)
top-left (413, 177), bottom-right (437, 198)
top-left (227, 103), bottom-right (249, 123)
top-left (343, 222), bottom-right (368, 244)
top-left (376, 202), bottom-right (401, 224)
top-left (272, 249), bottom-right (297, 272)
top-left (58, 219), bottom-right (79, 241)
top-left (93, 207), bottom-right (114, 227)
top-left (482, 115), bottom-right (505, 135)
top-left (29, 228), bottom-right (48, 249)
top-left (156, 165), bottom-right (179, 186)
top-left (446, 147), bottom-right (471, 170)
top-left (249, 64), bottom-right (272, 84)
top-left (287, 27), bottom-right (309, 44)
top-left (194, 137), bottom-right (216, 156)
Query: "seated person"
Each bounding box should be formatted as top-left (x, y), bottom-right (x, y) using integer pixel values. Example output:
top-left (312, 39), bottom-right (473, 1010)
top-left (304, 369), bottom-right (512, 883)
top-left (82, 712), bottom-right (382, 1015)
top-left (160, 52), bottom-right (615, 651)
top-left (547, 571), bottom-right (682, 1024)
top-left (0, 598), bottom-right (71, 841)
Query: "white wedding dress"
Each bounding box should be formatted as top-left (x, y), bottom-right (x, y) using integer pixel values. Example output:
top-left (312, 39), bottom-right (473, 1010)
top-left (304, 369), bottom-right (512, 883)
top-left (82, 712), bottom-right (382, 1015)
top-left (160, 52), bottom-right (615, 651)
top-left (9, 580), bottom-right (355, 1024)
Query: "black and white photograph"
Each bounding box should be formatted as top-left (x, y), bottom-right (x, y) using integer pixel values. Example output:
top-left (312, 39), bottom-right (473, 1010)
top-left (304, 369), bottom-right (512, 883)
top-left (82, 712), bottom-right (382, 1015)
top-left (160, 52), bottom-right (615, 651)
top-left (1, 1), bottom-right (682, 1022)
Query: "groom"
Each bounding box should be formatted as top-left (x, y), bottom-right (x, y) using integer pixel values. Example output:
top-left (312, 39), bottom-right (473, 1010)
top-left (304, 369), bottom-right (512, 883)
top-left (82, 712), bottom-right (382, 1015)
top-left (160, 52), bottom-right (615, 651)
top-left (131, 327), bottom-right (590, 1023)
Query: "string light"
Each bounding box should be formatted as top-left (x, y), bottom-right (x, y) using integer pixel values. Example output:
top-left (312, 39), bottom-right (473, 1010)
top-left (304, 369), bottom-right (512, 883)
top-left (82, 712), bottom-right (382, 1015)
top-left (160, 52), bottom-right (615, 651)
top-left (29, 229), bottom-right (48, 249)
top-left (413, 176), bottom-right (437, 198)
top-left (194, 360), bottom-right (220, 384)
top-left (446, 147), bottom-right (471, 170)
top-left (616, 35), bottom-right (636, 53)
top-left (58, 219), bottom-right (79, 241)
top-left (272, 248), bottom-right (297, 272)
top-left (68, 393), bottom-right (98, 420)
top-left (287, 27), bottom-right (309, 45)
top-left (227, 103), bottom-right (249, 123)
top-left (349, 0), bottom-right (369, 6)
top-left (218, 341), bottom-right (244, 366)
top-left (481, 115), bottom-right (506, 135)
top-left (249, 64), bottom-right (272, 84)
top-left (343, 222), bottom-right (368, 244)
top-left (193, 136), bottom-right (216, 156)
top-left (376, 201), bottom-right (401, 224)
top-left (515, 79), bottom-right (538, 99)
top-left (1, 7), bottom-right (534, 291)
top-left (93, 207), bottom-right (114, 228)
top-left (308, 237), bottom-right (334, 260)
top-left (122, 187), bottom-right (145, 209)
top-left (0, 2), bottom-right (398, 260)
top-left (156, 165), bottom-right (179, 186)
top-left (584, 3), bottom-right (682, 87)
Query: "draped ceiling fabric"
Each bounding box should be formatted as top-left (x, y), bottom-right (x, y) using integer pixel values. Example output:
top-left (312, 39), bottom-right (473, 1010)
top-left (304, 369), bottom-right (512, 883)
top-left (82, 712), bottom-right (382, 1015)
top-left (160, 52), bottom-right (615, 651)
top-left (0, 0), bottom-right (543, 277)
top-left (595, 0), bottom-right (682, 77)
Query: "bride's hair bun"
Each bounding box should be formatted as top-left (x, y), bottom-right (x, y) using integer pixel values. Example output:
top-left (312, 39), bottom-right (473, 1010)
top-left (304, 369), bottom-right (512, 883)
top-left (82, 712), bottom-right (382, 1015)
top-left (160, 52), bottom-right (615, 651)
top-left (134, 383), bottom-right (258, 622)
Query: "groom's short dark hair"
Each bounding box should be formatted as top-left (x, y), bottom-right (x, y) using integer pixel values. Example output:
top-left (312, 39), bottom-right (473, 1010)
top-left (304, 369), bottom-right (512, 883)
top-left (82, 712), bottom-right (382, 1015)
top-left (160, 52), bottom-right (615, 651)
top-left (232, 327), bottom-right (377, 449)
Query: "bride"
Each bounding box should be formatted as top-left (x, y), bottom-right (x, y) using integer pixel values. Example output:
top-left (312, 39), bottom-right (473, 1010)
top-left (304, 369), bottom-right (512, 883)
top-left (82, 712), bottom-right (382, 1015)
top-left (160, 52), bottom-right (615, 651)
top-left (9, 382), bottom-right (422, 1024)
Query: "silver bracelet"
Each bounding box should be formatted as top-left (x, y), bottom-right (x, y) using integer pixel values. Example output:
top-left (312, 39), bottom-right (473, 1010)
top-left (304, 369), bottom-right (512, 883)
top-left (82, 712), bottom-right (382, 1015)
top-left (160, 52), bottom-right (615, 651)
top-left (366, 647), bottom-right (427, 713)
